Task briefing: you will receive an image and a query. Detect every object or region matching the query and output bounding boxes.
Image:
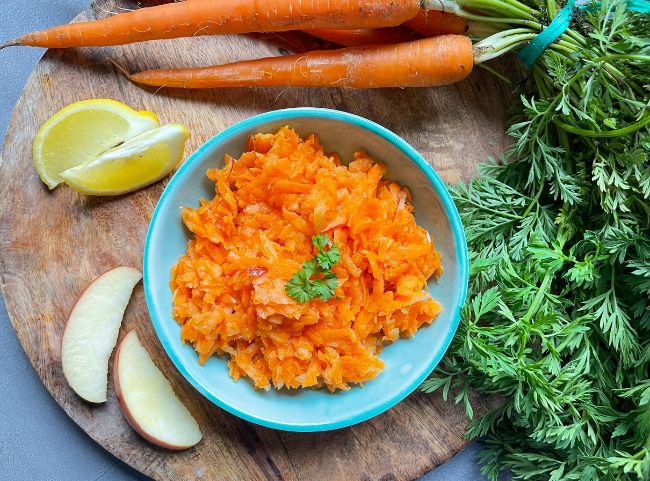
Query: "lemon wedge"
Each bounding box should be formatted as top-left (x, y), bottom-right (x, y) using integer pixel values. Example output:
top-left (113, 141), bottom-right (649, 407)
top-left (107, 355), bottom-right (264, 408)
top-left (59, 124), bottom-right (189, 196)
top-left (33, 99), bottom-right (159, 189)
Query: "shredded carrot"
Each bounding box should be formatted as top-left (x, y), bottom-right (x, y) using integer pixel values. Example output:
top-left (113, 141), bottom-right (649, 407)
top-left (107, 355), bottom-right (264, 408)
top-left (170, 127), bottom-right (443, 392)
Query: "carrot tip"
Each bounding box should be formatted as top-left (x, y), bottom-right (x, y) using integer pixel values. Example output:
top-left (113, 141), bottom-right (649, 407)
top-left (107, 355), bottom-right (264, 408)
top-left (107, 57), bottom-right (133, 80)
top-left (0, 39), bottom-right (20, 49)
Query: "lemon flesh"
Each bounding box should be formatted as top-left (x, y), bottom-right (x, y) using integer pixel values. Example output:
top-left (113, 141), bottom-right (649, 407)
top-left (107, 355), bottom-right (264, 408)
top-left (60, 124), bottom-right (190, 196)
top-left (33, 99), bottom-right (159, 189)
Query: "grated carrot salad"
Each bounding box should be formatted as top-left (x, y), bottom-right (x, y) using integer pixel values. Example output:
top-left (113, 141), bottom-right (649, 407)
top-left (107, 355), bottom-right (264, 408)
top-left (170, 127), bottom-right (443, 392)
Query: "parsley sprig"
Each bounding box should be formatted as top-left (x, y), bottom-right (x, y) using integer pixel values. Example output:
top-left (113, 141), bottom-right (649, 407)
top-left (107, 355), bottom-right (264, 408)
top-left (285, 235), bottom-right (340, 303)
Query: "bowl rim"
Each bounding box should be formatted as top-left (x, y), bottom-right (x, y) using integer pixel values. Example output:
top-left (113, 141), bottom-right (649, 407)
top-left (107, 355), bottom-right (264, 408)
top-left (143, 107), bottom-right (469, 432)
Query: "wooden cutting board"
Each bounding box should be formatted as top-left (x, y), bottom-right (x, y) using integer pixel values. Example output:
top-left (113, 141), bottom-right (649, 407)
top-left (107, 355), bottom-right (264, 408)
top-left (0, 1), bottom-right (515, 480)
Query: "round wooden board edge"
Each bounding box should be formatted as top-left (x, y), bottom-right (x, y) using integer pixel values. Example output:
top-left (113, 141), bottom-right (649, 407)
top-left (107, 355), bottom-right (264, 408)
top-left (0, 5), bottom-right (163, 477)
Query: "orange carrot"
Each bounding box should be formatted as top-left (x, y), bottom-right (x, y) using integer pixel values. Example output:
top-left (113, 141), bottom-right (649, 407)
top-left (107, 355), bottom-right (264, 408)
top-left (2, 0), bottom-right (424, 49)
top-left (303, 27), bottom-right (420, 48)
top-left (404, 10), bottom-right (469, 36)
top-left (122, 36), bottom-right (473, 89)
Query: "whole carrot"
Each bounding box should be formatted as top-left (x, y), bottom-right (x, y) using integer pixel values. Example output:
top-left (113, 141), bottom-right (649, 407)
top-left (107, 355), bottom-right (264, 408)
top-left (2, 0), bottom-right (425, 49)
top-left (404, 10), bottom-right (469, 36)
top-left (303, 27), bottom-right (420, 47)
top-left (120, 36), bottom-right (473, 89)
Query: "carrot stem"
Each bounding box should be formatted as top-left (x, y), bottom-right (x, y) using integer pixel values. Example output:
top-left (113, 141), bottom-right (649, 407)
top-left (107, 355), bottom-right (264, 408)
top-left (424, 0), bottom-right (540, 27)
top-left (473, 28), bottom-right (536, 63)
top-left (460, 0), bottom-right (535, 20)
top-left (457, 0), bottom-right (538, 18)
top-left (476, 63), bottom-right (512, 83)
top-left (466, 21), bottom-right (508, 38)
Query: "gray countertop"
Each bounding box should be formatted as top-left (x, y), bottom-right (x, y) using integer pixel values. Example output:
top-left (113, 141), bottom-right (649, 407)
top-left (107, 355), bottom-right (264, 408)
top-left (0, 2), bottom-right (487, 479)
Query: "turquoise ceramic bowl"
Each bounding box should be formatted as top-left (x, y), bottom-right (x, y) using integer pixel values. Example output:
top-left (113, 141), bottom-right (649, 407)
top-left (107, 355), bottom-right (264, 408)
top-left (144, 108), bottom-right (468, 432)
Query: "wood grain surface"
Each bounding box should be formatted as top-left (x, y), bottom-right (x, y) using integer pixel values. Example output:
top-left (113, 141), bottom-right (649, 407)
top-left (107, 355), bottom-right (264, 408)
top-left (0, 1), bottom-right (515, 480)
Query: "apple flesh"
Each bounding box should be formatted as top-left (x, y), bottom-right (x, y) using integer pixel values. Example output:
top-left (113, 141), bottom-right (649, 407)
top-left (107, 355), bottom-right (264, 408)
top-left (114, 330), bottom-right (202, 449)
top-left (61, 266), bottom-right (142, 403)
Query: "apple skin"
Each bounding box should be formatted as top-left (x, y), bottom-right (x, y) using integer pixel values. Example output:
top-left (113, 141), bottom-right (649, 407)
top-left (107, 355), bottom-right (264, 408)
top-left (113, 330), bottom-right (202, 450)
top-left (61, 266), bottom-right (142, 403)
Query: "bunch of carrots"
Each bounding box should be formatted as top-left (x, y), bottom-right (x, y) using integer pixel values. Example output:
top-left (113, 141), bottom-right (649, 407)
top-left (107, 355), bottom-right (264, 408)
top-left (0, 0), bottom-right (520, 90)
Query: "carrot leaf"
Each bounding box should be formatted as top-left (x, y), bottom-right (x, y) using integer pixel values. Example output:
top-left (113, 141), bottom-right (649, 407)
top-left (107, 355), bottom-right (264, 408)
top-left (421, 3), bottom-right (650, 481)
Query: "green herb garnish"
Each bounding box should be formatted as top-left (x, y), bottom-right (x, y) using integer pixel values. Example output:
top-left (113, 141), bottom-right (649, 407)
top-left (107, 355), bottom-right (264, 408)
top-left (285, 235), bottom-right (340, 303)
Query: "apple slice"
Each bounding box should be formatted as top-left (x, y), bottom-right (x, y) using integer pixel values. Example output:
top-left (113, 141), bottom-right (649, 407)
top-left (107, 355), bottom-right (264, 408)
top-left (114, 330), bottom-right (202, 449)
top-left (62, 266), bottom-right (142, 403)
